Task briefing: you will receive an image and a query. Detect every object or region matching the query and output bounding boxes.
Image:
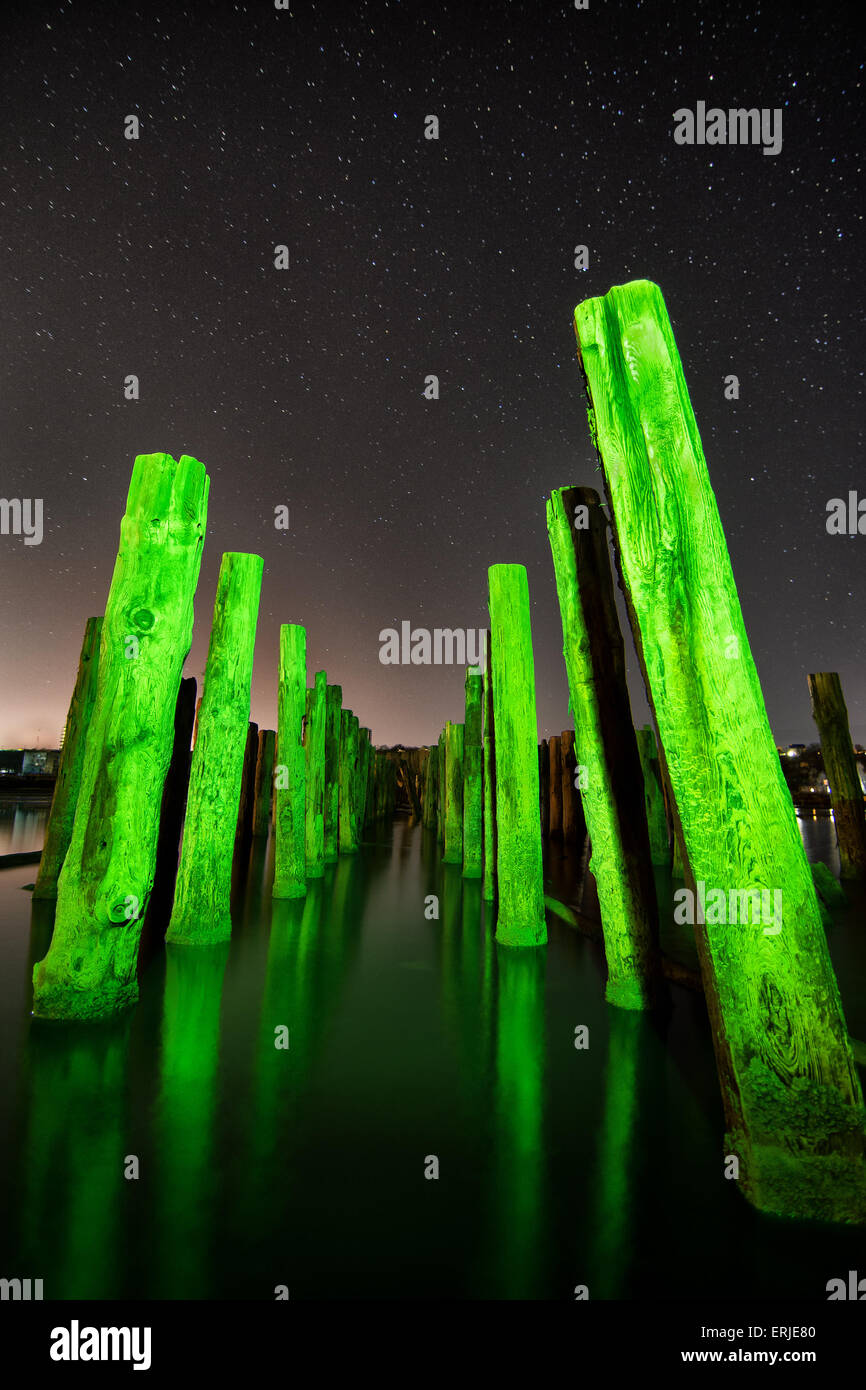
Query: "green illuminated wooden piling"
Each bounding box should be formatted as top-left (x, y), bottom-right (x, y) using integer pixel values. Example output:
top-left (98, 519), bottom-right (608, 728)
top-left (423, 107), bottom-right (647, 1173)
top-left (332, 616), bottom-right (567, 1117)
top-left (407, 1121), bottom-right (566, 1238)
top-left (483, 640), bottom-right (497, 901)
top-left (304, 671), bottom-right (327, 877)
top-left (636, 726), bottom-right (670, 865)
top-left (32, 453), bottom-right (209, 1018)
top-left (339, 710), bottom-right (359, 853)
top-left (273, 624), bottom-right (307, 898)
top-left (575, 278), bottom-right (865, 1216)
top-left (167, 551), bottom-right (264, 944)
top-left (357, 727), bottom-right (372, 838)
top-left (442, 721), bottom-right (464, 864)
top-left (488, 564), bottom-right (546, 947)
top-left (807, 672), bottom-right (866, 880)
top-left (436, 731), bottom-right (446, 845)
top-left (252, 729), bottom-right (276, 837)
top-left (547, 486), bottom-right (661, 1008)
top-left (324, 685), bottom-right (342, 862)
top-left (33, 615), bottom-right (103, 899)
top-left (463, 668), bottom-right (483, 878)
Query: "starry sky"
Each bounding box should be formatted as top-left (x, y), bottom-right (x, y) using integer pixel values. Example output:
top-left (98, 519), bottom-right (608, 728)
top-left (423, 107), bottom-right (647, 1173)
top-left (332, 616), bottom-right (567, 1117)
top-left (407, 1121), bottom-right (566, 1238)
top-left (1, 0), bottom-right (863, 749)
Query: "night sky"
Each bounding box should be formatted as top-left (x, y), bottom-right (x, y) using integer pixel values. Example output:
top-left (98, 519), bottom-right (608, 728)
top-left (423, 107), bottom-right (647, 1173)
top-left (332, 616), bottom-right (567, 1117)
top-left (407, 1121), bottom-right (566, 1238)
top-left (1, 0), bottom-right (862, 750)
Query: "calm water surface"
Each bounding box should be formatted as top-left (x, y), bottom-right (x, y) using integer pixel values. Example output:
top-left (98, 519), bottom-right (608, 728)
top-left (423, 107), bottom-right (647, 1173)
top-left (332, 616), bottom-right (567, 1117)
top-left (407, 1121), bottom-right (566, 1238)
top-left (0, 812), bottom-right (863, 1299)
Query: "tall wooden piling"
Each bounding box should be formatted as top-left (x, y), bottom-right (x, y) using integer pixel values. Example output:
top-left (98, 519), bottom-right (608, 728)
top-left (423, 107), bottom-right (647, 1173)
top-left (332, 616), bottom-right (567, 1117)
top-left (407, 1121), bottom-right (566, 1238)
top-left (167, 551), bottom-right (263, 944)
top-left (538, 740), bottom-right (550, 839)
top-left (436, 731), bottom-right (446, 845)
top-left (488, 564), bottom-right (546, 947)
top-left (442, 722), bottom-right (465, 864)
top-left (575, 278), bottom-right (865, 1216)
top-left (463, 668), bottom-right (484, 879)
top-left (252, 729), bottom-right (276, 837)
top-left (235, 721), bottom-right (259, 848)
top-left (324, 685), bottom-right (343, 862)
top-left (33, 615), bottom-right (103, 899)
top-left (357, 727), bottom-right (372, 839)
top-left (636, 726), bottom-right (670, 866)
top-left (548, 735), bottom-right (563, 839)
top-left (560, 729), bottom-right (586, 845)
top-left (807, 672), bottom-right (866, 880)
top-left (149, 676), bottom-right (198, 918)
top-left (273, 624), bottom-right (307, 898)
top-left (339, 710), bottom-right (359, 853)
top-left (423, 741), bottom-right (439, 830)
top-left (304, 671), bottom-right (327, 877)
top-left (483, 639), bottom-right (497, 901)
top-left (547, 486), bottom-right (661, 1008)
top-left (33, 453), bottom-right (209, 1018)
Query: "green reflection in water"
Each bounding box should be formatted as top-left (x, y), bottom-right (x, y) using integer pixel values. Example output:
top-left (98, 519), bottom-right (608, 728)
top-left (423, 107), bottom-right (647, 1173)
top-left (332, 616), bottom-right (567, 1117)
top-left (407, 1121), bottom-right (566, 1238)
top-left (587, 1009), bottom-right (641, 1298)
top-left (20, 1015), bottom-right (129, 1298)
top-left (154, 941), bottom-right (229, 1296)
top-left (489, 947), bottom-right (547, 1297)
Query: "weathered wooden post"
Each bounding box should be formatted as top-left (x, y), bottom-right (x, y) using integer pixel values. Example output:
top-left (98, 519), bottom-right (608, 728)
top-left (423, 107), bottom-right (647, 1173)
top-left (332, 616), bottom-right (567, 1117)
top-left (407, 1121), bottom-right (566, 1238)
top-left (32, 453), bottom-right (209, 1018)
top-left (357, 727), bottom-right (372, 839)
top-left (636, 726), bottom-right (671, 865)
top-left (167, 551), bottom-right (264, 944)
top-left (548, 734), bottom-right (563, 839)
top-left (547, 486), bottom-right (661, 1008)
top-left (442, 721), bottom-right (464, 864)
top-left (400, 753), bottom-right (423, 820)
top-left (304, 671), bottom-right (327, 877)
top-left (149, 676), bottom-right (198, 918)
top-left (488, 564), bottom-right (546, 947)
top-left (560, 729), bottom-right (586, 845)
top-left (339, 710), bottom-right (359, 853)
top-left (33, 615), bottom-right (103, 899)
top-left (273, 624), bottom-right (307, 898)
top-left (463, 668), bottom-right (484, 879)
top-left (436, 731), bottom-right (446, 845)
top-left (423, 742), bottom-right (439, 830)
top-left (235, 721), bottom-right (259, 848)
top-left (807, 672), bottom-right (866, 880)
top-left (483, 638), bottom-right (497, 902)
top-left (324, 685), bottom-right (342, 863)
top-left (252, 729), bottom-right (276, 837)
top-left (538, 740), bottom-right (550, 839)
top-left (192, 695), bottom-right (203, 748)
top-left (575, 278), bottom-right (865, 1216)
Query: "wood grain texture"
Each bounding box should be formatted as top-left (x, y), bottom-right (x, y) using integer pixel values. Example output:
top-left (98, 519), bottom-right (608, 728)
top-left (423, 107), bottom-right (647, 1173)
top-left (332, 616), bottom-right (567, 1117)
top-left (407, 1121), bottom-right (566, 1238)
top-left (636, 726), bottom-right (671, 866)
top-left (463, 668), bottom-right (483, 878)
top-left (547, 486), bottom-right (661, 1008)
top-left (808, 672), bottom-right (866, 880)
top-left (575, 279), bottom-right (865, 1218)
top-left (33, 614), bottom-right (103, 899)
top-left (252, 729), bottom-right (276, 837)
top-left (488, 564), bottom-right (546, 947)
top-left (442, 721), bottom-right (464, 864)
top-left (324, 685), bottom-right (342, 861)
top-left (339, 710), bottom-right (360, 852)
top-left (273, 624), bottom-right (307, 898)
top-left (167, 551), bottom-right (263, 944)
top-left (304, 671), bottom-right (327, 876)
top-left (33, 453), bottom-right (209, 1017)
top-left (483, 639), bottom-right (497, 901)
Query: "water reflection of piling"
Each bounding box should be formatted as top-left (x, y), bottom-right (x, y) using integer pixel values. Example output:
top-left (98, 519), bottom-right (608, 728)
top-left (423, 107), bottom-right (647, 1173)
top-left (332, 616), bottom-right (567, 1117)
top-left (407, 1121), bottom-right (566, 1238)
top-left (154, 942), bottom-right (230, 1296)
top-left (488, 949), bottom-right (546, 1298)
top-left (20, 1016), bottom-right (130, 1297)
